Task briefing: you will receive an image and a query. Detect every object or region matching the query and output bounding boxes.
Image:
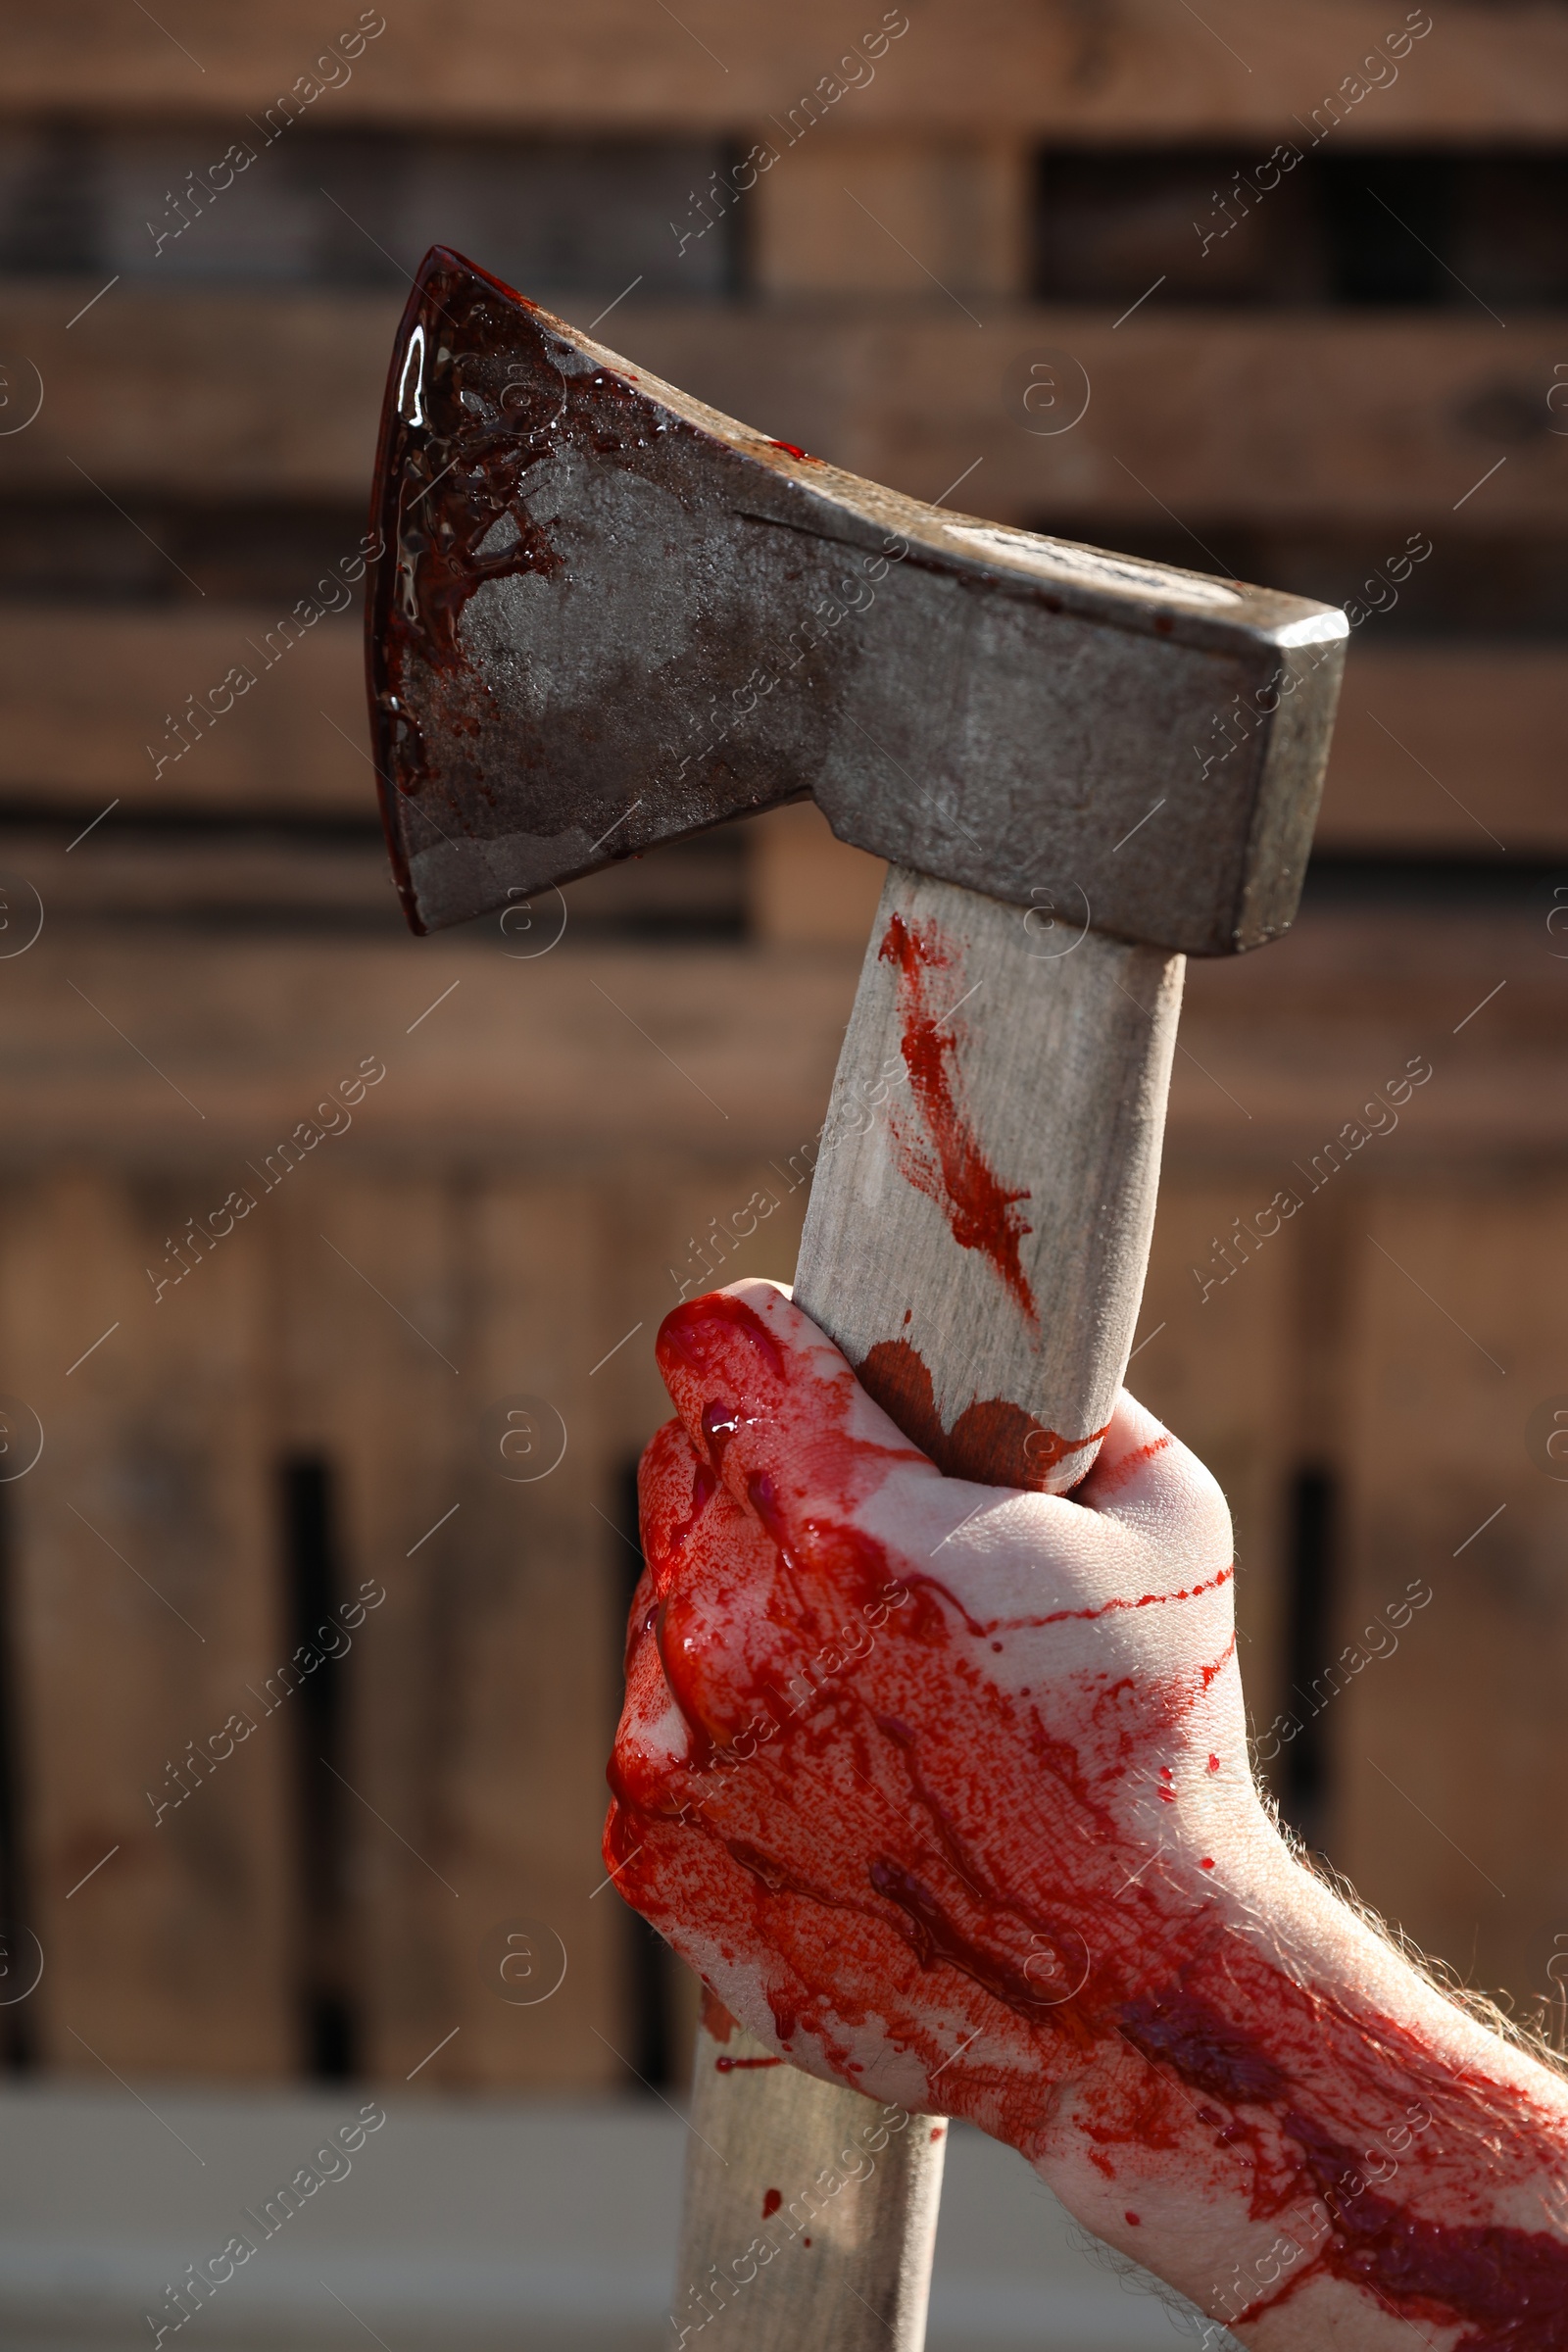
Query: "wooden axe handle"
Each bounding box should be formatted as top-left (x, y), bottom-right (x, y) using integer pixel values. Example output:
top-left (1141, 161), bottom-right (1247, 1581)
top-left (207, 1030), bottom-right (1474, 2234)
top-left (671, 866), bottom-right (1184, 2348)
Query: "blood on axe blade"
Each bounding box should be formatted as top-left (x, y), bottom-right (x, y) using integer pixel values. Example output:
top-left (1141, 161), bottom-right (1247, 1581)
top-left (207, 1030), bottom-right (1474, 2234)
top-left (366, 246), bottom-right (1346, 951)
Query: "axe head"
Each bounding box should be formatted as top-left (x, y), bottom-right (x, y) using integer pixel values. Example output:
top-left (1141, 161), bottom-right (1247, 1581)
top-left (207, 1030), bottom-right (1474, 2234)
top-left (367, 247), bottom-right (1348, 955)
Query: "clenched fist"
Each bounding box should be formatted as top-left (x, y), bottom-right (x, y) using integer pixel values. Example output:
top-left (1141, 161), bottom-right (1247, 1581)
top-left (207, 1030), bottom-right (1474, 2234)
top-left (607, 1282), bottom-right (1568, 2348)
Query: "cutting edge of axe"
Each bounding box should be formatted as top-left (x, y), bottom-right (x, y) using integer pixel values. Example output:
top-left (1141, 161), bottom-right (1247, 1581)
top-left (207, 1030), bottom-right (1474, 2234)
top-left (366, 246), bottom-right (1348, 958)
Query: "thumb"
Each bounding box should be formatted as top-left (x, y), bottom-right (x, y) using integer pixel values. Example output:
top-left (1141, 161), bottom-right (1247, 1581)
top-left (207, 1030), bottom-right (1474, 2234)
top-left (653, 1280), bottom-right (936, 1534)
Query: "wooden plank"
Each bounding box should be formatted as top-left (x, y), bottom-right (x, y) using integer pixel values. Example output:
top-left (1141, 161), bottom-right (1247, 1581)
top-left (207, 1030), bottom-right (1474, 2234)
top-left (710, 311), bottom-right (1566, 531)
top-left (267, 1167), bottom-right (622, 2089)
top-left (3, 2), bottom-right (1568, 135)
top-left (0, 830), bottom-right (745, 938)
top-left (0, 967), bottom-right (1557, 2084)
top-left (0, 935), bottom-right (862, 1163)
top-left (0, 1166), bottom-right (292, 2075)
top-left (0, 908), bottom-right (1560, 1165)
top-left (1335, 1181), bottom-right (1568, 2017)
top-left (1, 283), bottom-right (398, 500)
top-left (750, 803), bottom-right (888, 945)
top-left (750, 134), bottom-right (1030, 297)
top-left (431, 1174), bottom-right (618, 2090)
top-left (10, 284), bottom-right (1568, 531)
top-left (0, 830), bottom-right (397, 922)
top-left (268, 1166), bottom-right (473, 2084)
top-left (1171, 899), bottom-right (1563, 1165)
top-left (0, 610), bottom-right (368, 813)
top-left (1316, 647), bottom-right (1568, 856)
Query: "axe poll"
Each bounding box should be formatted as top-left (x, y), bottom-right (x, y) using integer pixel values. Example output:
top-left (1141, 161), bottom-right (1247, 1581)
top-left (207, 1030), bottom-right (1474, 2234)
top-left (366, 247), bottom-right (1347, 2351)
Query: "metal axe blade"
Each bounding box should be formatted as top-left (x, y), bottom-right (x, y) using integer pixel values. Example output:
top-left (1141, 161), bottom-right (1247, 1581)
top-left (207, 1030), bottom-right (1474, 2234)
top-left (367, 246), bottom-right (1347, 951)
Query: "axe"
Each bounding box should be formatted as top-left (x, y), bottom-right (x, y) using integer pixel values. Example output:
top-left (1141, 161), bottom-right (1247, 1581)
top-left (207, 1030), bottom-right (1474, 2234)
top-left (366, 247), bottom-right (1347, 2350)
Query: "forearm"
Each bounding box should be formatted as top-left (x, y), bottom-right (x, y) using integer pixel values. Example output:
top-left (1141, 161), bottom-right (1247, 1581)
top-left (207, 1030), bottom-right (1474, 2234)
top-left (1046, 1825), bottom-right (1568, 2347)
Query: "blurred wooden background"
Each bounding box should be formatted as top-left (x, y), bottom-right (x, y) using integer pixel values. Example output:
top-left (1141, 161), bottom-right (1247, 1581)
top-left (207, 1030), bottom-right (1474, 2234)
top-left (0, 0), bottom-right (1564, 2097)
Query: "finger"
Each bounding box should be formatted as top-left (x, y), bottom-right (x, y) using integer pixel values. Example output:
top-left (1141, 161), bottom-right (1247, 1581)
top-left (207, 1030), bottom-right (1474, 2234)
top-left (655, 1279), bottom-right (939, 1529)
top-left (621, 1405), bottom-right (803, 1769)
top-left (612, 1417), bottom-right (712, 1810)
top-left (611, 1606), bottom-right (694, 1813)
top-left (1073, 1390), bottom-right (1177, 1512)
top-left (1072, 1389), bottom-right (1233, 1569)
top-left (637, 1413), bottom-right (715, 1596)
top-left (657, 1285), bottom-right (1130, 1619)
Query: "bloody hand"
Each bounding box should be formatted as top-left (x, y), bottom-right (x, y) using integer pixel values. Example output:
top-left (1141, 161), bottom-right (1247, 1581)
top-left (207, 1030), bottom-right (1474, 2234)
top-left (607, 1280), bottom-right (1568, 2348)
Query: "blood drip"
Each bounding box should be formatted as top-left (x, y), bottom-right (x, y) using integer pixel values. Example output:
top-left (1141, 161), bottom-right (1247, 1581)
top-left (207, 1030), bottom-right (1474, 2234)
top-left (857, 1336), bottom-right (1104, 1492)
top-left (606, 1291), bottom-right (1568, 2350)
top-left (876, 914), bottom-right (1037, 1326)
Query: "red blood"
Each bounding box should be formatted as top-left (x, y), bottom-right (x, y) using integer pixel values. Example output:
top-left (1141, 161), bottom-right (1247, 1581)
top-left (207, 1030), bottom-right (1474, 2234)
top-left (367, 247), bottom-right (672, 874)
top-left (610, 1289), bottom-right (1568, 2350)
top-left (762, 2187), bottom-right (782, 2218)
top-left (662, 1290), bottom-right (786, 1382)
top-left (1126, 2210), bottom-right (1142, 2225)
top-left (858, 1336), bottom-right (1105, 1493)
top-left (716, 2053), bottom-right (784, 2071)
top-left (1200, 1857), bottom-right (1215, 1870)
top-left (702, 1984), bottom-right (737, 2041)
top-left (1255, 2107), bottom-right (1568, 2340)
top-left (765, 439), bottom-right (814, 460)
top-left (1207, 1754), bottom-right (1220, 1773)
top-left (803, 2236), bottom-right (812, 2247)
top-left (876, 915), bottom-right (1037, 1326)
top-left (370, 256), bottom-right (568, 742)
top-left (930, 2125), bottom-right (945, 2141)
